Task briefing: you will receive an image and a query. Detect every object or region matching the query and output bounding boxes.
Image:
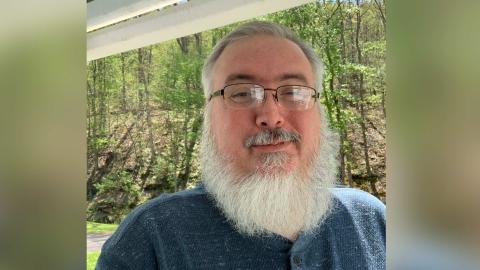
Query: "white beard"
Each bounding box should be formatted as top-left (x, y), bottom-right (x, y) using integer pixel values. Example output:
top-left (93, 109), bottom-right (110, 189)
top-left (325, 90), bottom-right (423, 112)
top-left (200, 106), bottom-right (339, 240)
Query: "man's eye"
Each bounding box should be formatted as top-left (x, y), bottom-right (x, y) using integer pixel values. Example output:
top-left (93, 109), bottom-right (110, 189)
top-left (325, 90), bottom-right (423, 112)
top-left (229, 90), bottom-right (254, 104)
top-left (281, 90), bottom-right (296, 96)
top-left (280, 89), bottom-right (302, 99)
top-left (231, 91), bottom-right (251, 98)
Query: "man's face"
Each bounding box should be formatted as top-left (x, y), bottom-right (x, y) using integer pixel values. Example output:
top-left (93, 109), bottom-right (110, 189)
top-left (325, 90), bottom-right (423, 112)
top-left (209, 35), bottom-right (322, 176)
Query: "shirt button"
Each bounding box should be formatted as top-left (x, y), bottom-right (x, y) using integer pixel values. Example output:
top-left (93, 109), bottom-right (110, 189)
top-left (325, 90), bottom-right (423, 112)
top-left (293, 255), bottom-right (302, 267)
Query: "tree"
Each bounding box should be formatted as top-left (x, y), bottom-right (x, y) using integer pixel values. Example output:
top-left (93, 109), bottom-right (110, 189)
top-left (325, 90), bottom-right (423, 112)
top-left (86, 1), bottom-right (387, 222)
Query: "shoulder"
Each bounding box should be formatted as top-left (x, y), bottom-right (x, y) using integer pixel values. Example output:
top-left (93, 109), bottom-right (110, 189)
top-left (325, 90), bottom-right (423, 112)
top-left (326, 186), bottom-right (386, 255)
top-left (120, 185), bottom-right (209, 228)
top-left (328, 186), bottom-right (386, 230)
top-left (136, 185), bottom-right (208, 213)
top-left (330, 186), bottom-right (385, 214)
top-left (102, 185), bottom-right (210, 247)
top-left (97, 186), bottom-right (212, 268)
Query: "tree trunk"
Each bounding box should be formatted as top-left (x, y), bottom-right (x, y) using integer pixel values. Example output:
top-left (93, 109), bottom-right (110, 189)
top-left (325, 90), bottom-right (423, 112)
top-left (355, 0), bottom-right (378, 196)
top-left (382, 87), bottom-right (386, 118)
top-left (373, 0), bottom-right (386, 34)
top-left (120, 52), bottom-right (127, 112)
top-left (177, 113), bottom-right (202, 190)
top-left (176, 36), bottom-right (190, 54)
top-left (87, 60), bottom-right (99, 200)
top-left (138, 47), bottom-right (157, 191)
top-left (137, 49), bottom-right (145, 114)
top-left (194, 33), bottom-right (202, 55)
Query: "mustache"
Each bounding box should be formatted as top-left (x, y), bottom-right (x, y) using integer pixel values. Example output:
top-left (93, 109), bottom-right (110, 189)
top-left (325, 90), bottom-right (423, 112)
top-left (244, 128), bottom-right (301, 148)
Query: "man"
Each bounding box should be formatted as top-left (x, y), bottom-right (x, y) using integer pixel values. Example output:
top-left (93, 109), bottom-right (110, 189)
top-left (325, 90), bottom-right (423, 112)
top-left (96, 21), bottom-right (385, 269)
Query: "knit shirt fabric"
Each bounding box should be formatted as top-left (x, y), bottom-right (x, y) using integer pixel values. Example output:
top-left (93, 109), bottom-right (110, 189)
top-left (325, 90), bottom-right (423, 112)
top-left (96, 184), bottom-right (385, 270)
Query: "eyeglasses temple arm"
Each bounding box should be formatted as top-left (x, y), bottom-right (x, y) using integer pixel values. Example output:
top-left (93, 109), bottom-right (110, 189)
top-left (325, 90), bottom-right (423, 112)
top-left (208, 89), bottom-right (224, 101)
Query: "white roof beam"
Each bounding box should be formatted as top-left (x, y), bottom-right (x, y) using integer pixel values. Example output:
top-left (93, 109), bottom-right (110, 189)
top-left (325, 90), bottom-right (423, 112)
top-left (87, 0), bottom-right (315, 61)
top-left (87, 0), bottom-right (183, 32)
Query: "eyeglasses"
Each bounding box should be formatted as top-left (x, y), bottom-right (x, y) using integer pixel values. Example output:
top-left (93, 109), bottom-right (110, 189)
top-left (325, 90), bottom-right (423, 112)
top-left (208, 83), bottom-right (319, 111)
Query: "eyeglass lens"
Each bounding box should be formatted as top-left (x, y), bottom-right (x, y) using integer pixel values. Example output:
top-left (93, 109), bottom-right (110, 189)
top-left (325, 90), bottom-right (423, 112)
top-left (224, 84), bottom-right (315, 110)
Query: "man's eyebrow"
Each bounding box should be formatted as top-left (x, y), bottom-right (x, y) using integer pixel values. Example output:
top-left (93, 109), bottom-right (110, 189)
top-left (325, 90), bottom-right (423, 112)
top-left (224, 73), bottom-right (309, 85)
top-left (278, 73), bottom-right (309, 84)
top-left (224, 74), bottom-right (256, 84)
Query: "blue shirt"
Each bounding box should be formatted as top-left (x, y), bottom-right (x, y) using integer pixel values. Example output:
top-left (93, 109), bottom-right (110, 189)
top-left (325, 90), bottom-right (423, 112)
top-left (96, 184), bottom-right (385, 269)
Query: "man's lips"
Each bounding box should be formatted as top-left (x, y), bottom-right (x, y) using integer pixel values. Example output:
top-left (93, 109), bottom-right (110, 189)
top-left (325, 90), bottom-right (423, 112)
top-left (243, 128), bottom-right (301, 149)
top-left (251, 141), bottom-right (291, 151)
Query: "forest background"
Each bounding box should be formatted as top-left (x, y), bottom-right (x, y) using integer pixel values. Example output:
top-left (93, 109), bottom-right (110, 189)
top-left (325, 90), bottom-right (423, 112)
top-left (86, 0), bottom-right (386, 224)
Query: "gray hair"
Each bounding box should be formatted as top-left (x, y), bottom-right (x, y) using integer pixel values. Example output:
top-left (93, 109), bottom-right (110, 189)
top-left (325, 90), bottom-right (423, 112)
top-left (201, 21), bottom-right (324, 98)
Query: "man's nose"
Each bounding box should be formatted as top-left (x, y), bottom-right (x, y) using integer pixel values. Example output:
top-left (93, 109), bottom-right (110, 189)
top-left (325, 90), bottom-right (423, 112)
top-left (255, 92), bottom-right (285, 129)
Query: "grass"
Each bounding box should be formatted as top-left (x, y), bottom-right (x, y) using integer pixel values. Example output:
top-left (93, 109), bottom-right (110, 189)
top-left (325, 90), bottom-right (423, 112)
top-left (87, 221), bottom-right (119, 234)
top-left (87, 251), bottom-right (100, 270)
top-left (87, 222), bottom-right (118, 269)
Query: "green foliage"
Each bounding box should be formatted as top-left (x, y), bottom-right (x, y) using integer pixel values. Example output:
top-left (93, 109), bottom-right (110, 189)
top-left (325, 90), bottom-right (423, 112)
top-left (160, 88), bottom-right (204, 112)
top-left (342, 63), bottom-right (376, 76)
top-left (94, 171), bottom-right (140, 195)
top-left (88, 171), bottom-right (141, 224)
top-left (87, 221), bottom-right (119, 234)
top-left (363, 40), bottom-right (386, 55)
top-left (87, 252), bottom-right (100, 270)
top-left (366, 93), bottom-right (383, 105)
top-left (89, 137), bottom-right (115, 152)
top-left (86, 0), bottom-right (387, 219)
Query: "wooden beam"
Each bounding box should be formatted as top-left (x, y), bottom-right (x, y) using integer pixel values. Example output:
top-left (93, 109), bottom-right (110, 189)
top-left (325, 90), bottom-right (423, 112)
top-left (87, 0), bottom-right (183, 32)
top-left (87, 0), bottom-right (315, 61)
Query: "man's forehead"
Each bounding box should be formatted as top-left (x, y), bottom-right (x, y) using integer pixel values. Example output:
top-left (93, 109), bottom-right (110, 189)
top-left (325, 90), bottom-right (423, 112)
top-left (220, 35), bottom-right (303, 60)
top-left (211, 35), bottom-right (315, 88)
top-left (224, 72), bottom-right (310, 85)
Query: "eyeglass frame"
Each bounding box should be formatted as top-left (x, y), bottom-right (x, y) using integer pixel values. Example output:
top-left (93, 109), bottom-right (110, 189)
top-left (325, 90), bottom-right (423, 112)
top-left (208, 83), bottom-right (320, 110)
